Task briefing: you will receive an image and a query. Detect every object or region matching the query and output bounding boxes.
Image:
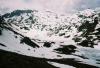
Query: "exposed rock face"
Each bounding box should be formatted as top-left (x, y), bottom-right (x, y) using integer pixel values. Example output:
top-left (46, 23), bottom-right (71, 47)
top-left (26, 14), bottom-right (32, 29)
top-left (20, 37), bottom-right (39, 48)
top-left (0, 43), bottom-right (6, 47)
top-left (0, 16), bottom-right (2, 35)
top-left (54, 45), bottom-right (77, 54)
top-left (78, 40), bottom-right (94, 47)
top-left (43, 42), bottom-right (52, 47)
top-left (0, 29), bottom-right (2, 35)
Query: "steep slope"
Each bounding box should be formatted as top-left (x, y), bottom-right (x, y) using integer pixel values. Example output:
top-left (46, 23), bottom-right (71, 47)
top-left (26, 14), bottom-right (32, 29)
top-left (1, 9), bottom-right (100, 47)
top-left (0, 9), bottom-right (100, 68)
top-left (1, 10), bottom-right (81, 42)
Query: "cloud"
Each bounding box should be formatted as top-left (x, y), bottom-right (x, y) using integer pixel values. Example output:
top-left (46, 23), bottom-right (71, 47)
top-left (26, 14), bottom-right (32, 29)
top-left (0, 0), bottom-right (78, 14)
top-left (73, 0), bottom-right (100, 10)
top-left (24, 0), bottom-right (32, 2)
top-left (0, 0), bottom-right (100, 14)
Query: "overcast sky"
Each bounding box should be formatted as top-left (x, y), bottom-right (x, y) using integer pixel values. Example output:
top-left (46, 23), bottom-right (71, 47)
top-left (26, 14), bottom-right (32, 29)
top-left (0, 0), bottom-right (100, 14)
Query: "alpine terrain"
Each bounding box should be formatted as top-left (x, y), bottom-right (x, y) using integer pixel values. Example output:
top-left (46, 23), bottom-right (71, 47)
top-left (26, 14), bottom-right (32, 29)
top-left (0, 8), bottom-right (100, 68)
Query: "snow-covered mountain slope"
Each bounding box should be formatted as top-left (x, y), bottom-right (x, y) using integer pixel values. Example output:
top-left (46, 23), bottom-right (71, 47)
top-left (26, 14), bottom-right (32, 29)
top-left (0, 9), bottom-right (100, 68)
top-left (0, 10), bottom-right (83, 42)
top-left (1, 9), bottom-right (100, 46)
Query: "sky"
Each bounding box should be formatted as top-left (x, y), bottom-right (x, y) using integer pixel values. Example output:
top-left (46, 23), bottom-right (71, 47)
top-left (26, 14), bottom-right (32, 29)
top-left (0, 0), bottom-right (100, 14)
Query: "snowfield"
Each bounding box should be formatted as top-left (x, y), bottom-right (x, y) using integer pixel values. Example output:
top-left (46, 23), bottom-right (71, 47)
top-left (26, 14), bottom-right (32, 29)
top-left (0, 8), bottom-right (100, 68)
